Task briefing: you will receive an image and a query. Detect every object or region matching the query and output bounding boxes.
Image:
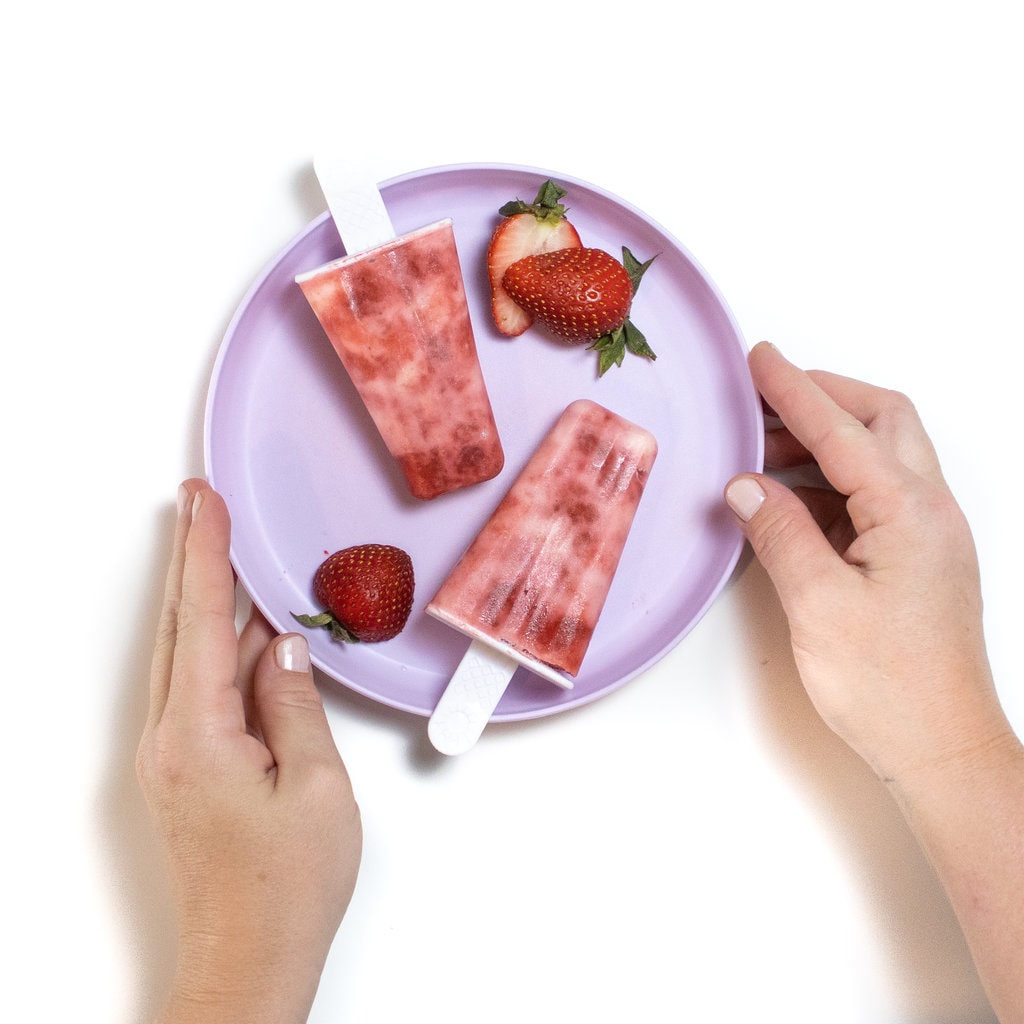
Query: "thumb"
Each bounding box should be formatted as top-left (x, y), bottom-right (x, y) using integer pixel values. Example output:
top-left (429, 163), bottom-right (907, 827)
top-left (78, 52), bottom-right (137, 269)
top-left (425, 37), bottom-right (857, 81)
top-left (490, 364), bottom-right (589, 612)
top-left (724, 474), bottom-right (845, 606)
top-left (255, 633), bottom-right (345, 777)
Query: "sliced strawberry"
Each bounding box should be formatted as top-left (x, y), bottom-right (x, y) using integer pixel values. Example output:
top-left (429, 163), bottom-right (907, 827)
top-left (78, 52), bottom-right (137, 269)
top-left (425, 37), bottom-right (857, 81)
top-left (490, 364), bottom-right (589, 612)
top-left (503, 246), bottom-right (658, 376)
top-left (486, 179), bottom-right (582, 336)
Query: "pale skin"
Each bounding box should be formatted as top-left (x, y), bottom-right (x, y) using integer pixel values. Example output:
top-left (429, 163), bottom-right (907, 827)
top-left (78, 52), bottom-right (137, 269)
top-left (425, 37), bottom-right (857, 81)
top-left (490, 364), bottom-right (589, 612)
top-left (137, 480), bottom-right (362, 1024)
top-left (139, 345), bottom-right (1022, 1022)
top-left (725, 341), bottom-right (1024, 1022)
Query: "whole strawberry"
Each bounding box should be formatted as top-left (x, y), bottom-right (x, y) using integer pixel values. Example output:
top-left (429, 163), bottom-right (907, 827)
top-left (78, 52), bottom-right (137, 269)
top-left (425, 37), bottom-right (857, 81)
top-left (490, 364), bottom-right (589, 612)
top-left (486, 179), bottom-right (583, 337)
top-left (292, 544), bottom-right (415, 643)
top-left (503, 246), bottom-right (657, 375)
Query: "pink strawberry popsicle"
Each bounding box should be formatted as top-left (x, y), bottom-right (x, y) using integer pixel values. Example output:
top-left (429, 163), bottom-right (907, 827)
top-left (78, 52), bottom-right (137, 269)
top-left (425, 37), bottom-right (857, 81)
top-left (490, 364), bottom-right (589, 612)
top-left (296, 219), bottom-right (504, 500)
top-left (427, 399), bottom-right (658, 678)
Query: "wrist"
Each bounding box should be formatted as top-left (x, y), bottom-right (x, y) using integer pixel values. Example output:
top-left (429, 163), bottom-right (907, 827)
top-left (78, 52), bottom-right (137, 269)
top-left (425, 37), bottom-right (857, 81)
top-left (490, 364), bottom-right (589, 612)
top-left (877, 709), bottom-right (1024, 1023)
top-left (155, 934), bottom-right (323, 1024)
top-left (156, 978), bottom-right (318, 1024)
top-left (882, 699), bottom-right (1022, 811)
top-left (847, 652), bottom-right (1008, 784)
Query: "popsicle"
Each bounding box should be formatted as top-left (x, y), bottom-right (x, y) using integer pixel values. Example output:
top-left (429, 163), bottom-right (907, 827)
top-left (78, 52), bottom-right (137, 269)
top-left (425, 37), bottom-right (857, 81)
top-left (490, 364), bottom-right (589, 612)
top-left (426, 399), bottom-right (658, 754)
top-left (296, 161), bottom-right (504, 500)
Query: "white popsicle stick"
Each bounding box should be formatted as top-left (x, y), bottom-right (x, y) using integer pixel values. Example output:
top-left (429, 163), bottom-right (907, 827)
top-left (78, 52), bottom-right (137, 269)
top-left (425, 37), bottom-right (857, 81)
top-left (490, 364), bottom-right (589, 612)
top-left (428, 640), bottom-right (520, 756)
top-left (312, 154), bottom-right (395, 254)
top-left (428, 632), bottom-right (574, 755)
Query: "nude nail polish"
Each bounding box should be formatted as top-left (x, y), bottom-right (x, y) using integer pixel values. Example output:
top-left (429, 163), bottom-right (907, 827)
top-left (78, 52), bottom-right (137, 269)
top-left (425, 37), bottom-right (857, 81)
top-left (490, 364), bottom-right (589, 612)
top-left (276, 635), bottom-right (311, 673)
top-left (726, 476), bottom-right (766, 522)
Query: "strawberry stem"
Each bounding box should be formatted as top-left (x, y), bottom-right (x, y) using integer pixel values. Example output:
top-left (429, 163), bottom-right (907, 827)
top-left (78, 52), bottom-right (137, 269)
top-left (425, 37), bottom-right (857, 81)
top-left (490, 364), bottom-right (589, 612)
top-left (498, 179), bottom-right (570, 224)
top-left (292, 611), bottom-right (361, 644)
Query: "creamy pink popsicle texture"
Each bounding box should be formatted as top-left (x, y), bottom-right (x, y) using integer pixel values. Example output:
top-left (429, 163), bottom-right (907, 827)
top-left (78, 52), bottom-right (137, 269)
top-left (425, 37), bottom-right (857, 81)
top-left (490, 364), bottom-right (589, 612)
top-left (426, 399), bottom-right (657, 677)
top-left (296, 219), bottom-right (504, 500)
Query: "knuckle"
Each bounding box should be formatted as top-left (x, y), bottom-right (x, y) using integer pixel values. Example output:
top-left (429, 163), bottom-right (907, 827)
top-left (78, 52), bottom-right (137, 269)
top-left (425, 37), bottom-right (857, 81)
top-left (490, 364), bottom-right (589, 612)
top-left (272, 679), bottom-right (326, 715)
top-left (135, 724), bottom-right (202, 798)
top-left (749, 502), bottom-right (805, 563)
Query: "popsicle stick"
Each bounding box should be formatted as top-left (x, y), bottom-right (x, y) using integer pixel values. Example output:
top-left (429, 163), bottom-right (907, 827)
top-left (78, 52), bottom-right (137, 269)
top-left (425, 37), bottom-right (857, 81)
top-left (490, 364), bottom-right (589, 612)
top-left (428, 640), bottom-right (521, 755)
top-left (313, 154), bottom-right (395, 254)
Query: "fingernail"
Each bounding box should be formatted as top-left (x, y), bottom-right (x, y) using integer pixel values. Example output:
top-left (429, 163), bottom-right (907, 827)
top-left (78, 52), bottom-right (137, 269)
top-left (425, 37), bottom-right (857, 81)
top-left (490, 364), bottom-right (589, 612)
top-left (191, 490), bottom-right (204, 519)
top-left (726, 476), bottom-right (767, 522)
top-left (276, 635), bottom-right (310, 673)
top-left (177, 484), bottom-right (190, 517)
top-left (752, 340), bottom-right (782, 359)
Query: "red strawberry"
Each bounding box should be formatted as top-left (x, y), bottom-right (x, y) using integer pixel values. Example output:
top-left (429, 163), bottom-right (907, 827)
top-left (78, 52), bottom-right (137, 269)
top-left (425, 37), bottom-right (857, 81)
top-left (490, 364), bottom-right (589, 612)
top-left (502, 246), bottom-right (658, 375)
top-left (486, 179), bottom-right (582, 336)
top-left (292, 544), bottom-right (415, 643)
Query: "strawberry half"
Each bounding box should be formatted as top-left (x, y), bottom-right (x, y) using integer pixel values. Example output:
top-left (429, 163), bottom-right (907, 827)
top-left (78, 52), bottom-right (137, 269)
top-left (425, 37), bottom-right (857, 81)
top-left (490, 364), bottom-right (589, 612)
top-left (486, 179), bottom-right (582, 336)
top-left (502, 246), bottom-right (657, 375)
top-left (292, 544), bottom-right (415, 643)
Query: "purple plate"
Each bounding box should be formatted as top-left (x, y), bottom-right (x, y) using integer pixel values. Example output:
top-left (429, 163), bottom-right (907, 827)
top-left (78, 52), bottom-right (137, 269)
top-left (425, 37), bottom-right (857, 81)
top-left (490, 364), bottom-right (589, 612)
top-left (204, 163), bottom-right (763, 721)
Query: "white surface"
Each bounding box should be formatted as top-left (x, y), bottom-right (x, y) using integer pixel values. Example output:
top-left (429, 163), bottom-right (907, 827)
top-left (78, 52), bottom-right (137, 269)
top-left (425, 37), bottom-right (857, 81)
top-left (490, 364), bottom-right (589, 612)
top-left (5, 2), bottom-right (1020, 1021)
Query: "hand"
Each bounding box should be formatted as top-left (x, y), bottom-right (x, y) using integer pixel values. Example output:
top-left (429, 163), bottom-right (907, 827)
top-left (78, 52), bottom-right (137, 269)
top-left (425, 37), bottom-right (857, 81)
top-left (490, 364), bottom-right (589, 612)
top-left (724, 342), bottom-right (1010, 782)
top-left (725, 343), bottom-right (1024, 1022)
top-left (137, 479), bottom-right (362, 1024)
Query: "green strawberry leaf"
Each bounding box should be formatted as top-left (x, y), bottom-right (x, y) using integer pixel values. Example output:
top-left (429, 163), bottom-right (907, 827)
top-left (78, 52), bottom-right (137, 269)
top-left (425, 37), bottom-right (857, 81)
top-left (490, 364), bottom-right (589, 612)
top-left (589, 250), bottom-right (659, 374)
top-left (292, 612), bottom-right (334, 628)
top-left (597, 343), bottom-right (623, 376)
top-left (622, 247), bottom-right (657, 295)
top-left (291, 610), bottom-right (361, 644)
top-left (498, 180), bottom-right (569, 223)
top-left (623, 319), bottom-right (657, 360)
top-left (591, 327), bottom-right (625, 376)
top-left (589, 318), bottom-right (657, 376)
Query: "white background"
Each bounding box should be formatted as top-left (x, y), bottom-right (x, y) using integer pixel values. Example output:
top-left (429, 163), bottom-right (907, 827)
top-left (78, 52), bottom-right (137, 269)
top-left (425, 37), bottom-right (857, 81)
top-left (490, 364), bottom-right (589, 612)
top-left (4, 2), bottom-right (1021, 1021)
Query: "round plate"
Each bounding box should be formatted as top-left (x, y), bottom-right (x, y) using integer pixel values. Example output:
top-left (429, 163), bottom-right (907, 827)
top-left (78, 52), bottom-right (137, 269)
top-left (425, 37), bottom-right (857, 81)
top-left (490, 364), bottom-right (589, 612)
top-left (204, 163), bottom-right (763, 721)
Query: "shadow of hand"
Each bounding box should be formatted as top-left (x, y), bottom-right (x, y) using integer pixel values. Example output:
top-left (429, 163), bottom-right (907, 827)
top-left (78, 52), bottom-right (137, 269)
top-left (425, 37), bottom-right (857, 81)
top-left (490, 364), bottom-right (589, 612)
top-left (731, 555), bottom-right (994, 1021)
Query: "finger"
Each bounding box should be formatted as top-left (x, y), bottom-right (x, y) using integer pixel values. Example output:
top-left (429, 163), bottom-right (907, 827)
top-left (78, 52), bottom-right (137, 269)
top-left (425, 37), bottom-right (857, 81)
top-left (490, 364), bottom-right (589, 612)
top-left (254, 634), bottom-right (347, 784)
top-left (750, 343), bottom-right (942, 483)
top-left (162, 484), bottom-right (243, 730)
top-left (764, 425), bottom-right (814, 469)
top-left (805, 368), bottom-right (943, 482)
top-left (756, 349), bottom-right (943, 482)
top-left (725, 473), bottom-right (850, 614)
top-left (747, 343), bottom-right (909, 500)
top-left (792, 486), bottom-right (858, 556)
top-left (237, 603), bottom-right (277, 739)
top-left (147, 479), bottom-right (205, 727)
